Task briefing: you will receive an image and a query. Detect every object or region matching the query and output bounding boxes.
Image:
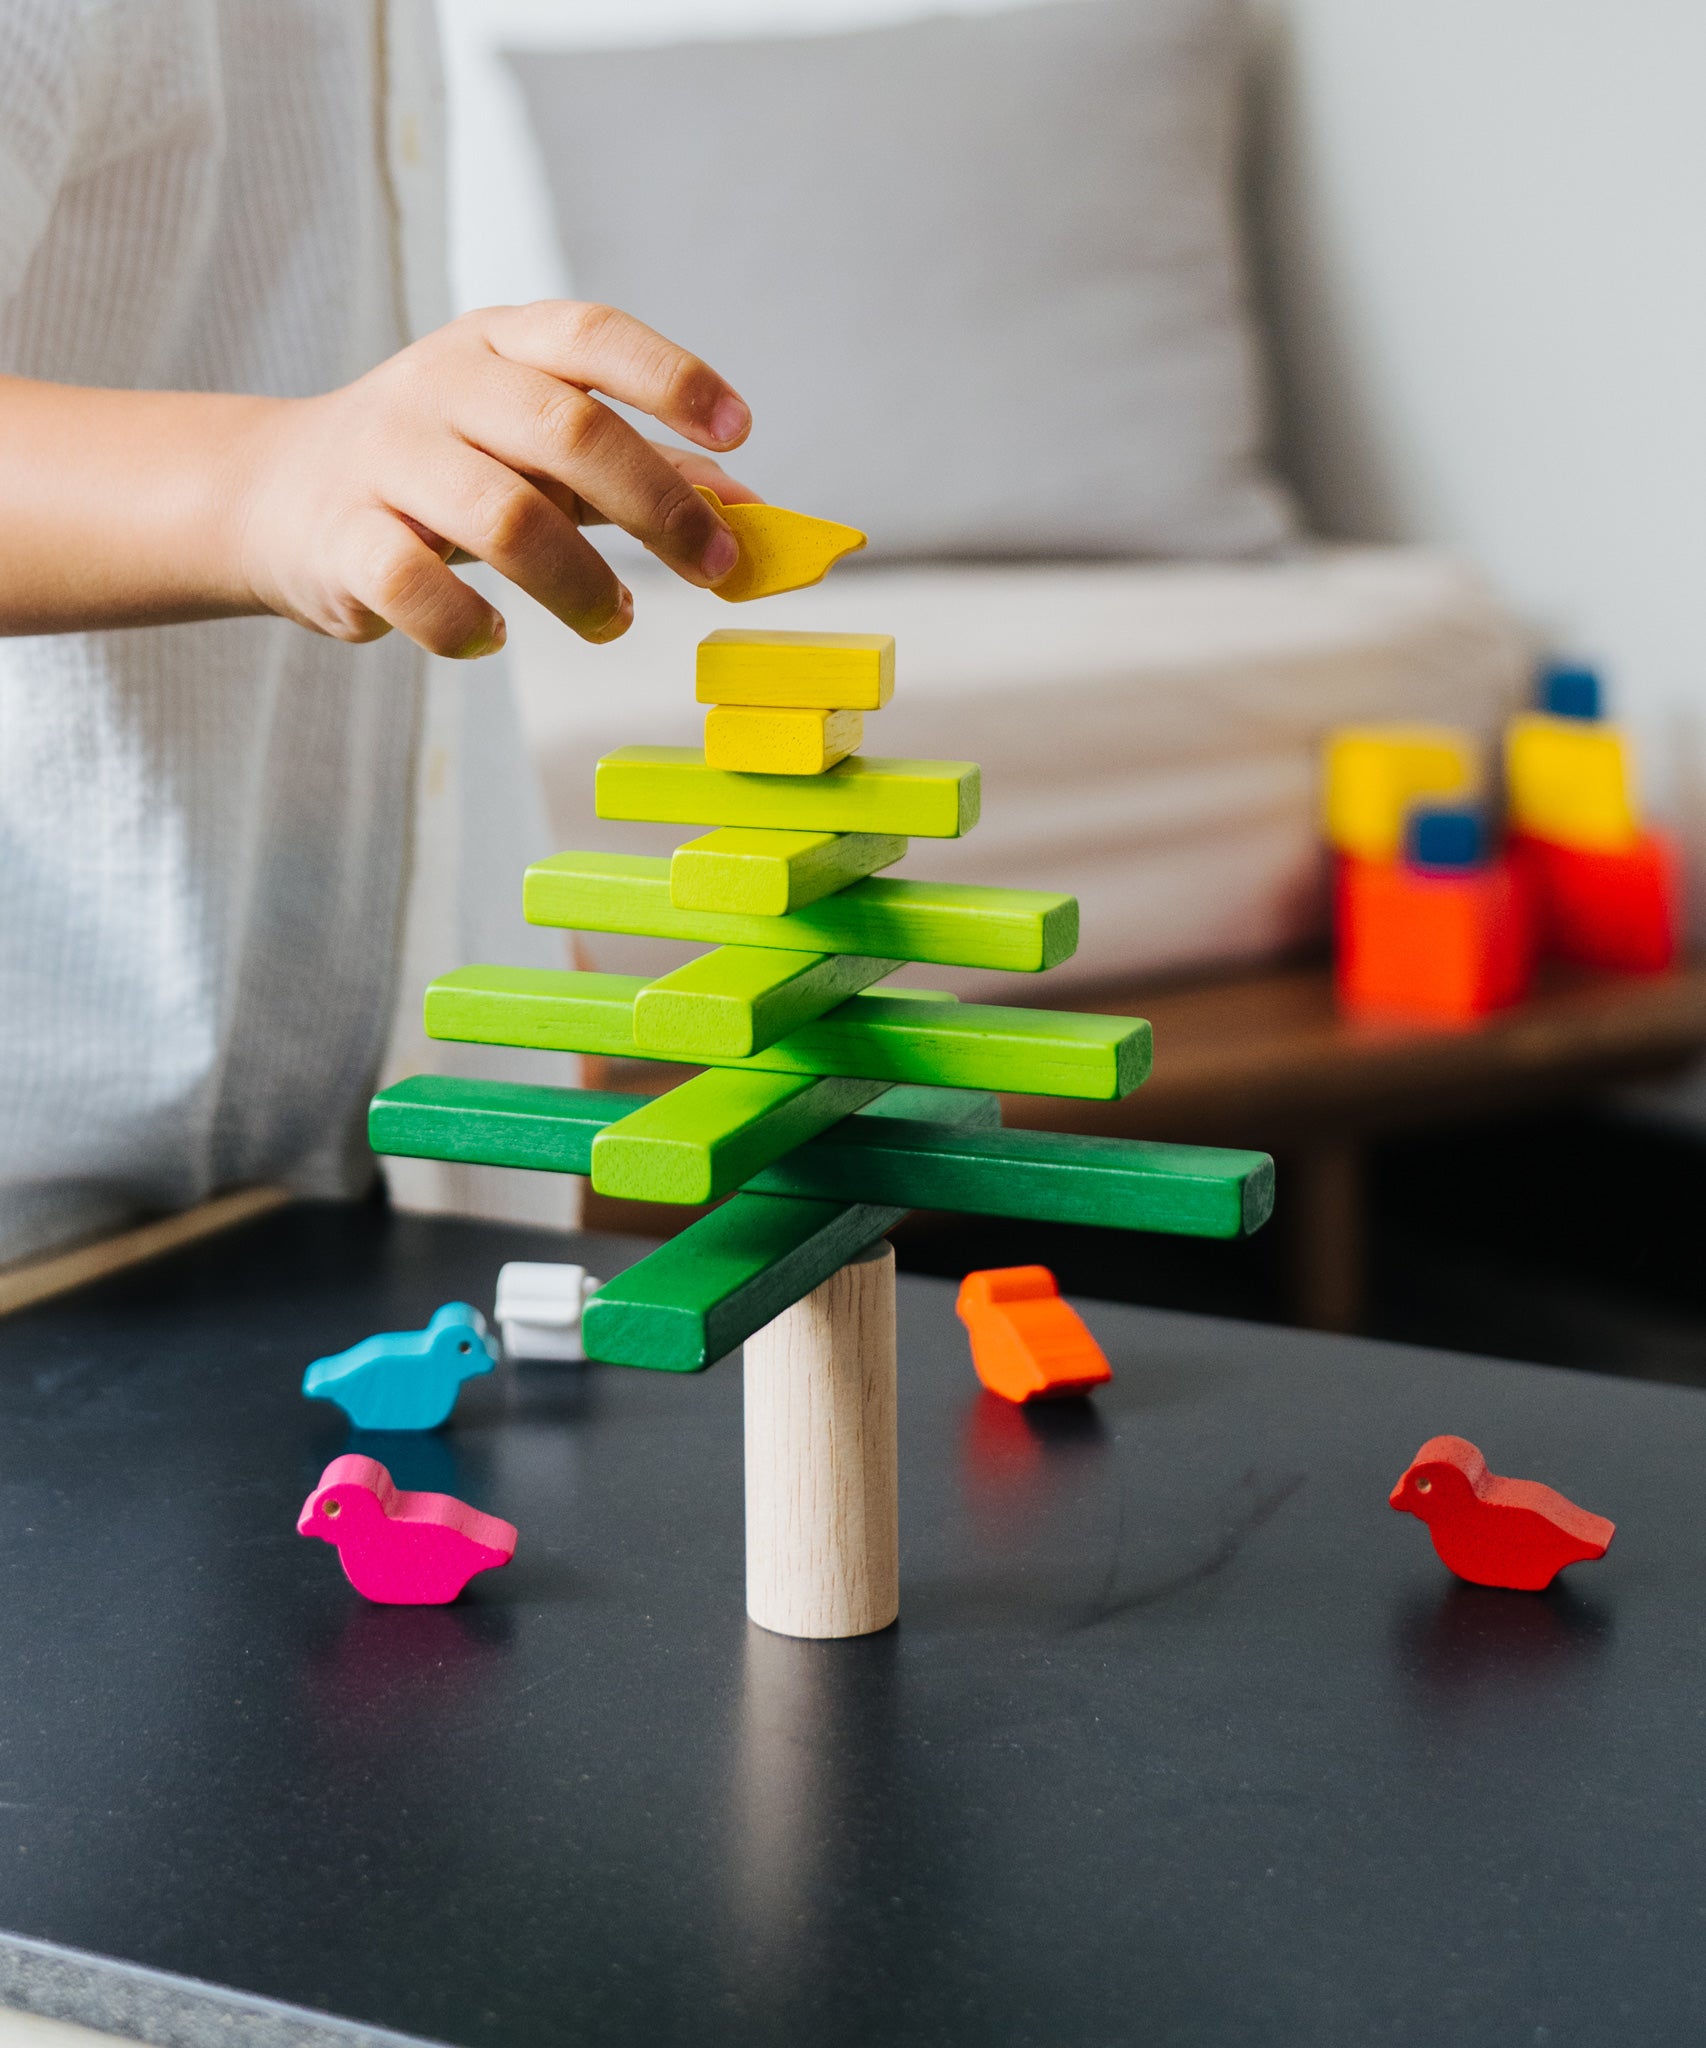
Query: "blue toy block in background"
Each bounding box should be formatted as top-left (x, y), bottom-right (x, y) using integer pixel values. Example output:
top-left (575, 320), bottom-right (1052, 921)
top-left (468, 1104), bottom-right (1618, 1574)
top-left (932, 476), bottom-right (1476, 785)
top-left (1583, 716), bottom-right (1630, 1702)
top-left (1406, 805), bottom-right (1487, 874)
top-left (302, 1303), bottom-right (499, 1431)
top-left (1537, 662), bottom-right (1603, 721)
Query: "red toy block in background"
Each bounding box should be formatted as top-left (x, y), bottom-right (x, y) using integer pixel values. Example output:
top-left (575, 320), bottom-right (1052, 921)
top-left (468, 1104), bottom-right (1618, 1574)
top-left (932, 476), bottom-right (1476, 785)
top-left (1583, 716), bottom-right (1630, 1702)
top-left (955, 1266), bottom-right (1112, 1404)
top-left (1334, 854), bottom-right (1535, 1022)
top-left (1512, 830), bottom-right (1681, 974)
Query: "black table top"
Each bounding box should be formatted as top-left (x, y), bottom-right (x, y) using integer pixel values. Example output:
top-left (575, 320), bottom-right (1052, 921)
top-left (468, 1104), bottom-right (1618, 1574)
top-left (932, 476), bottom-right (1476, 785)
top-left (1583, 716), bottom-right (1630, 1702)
top-left (0, 1200), bottom-right (1702, 2048)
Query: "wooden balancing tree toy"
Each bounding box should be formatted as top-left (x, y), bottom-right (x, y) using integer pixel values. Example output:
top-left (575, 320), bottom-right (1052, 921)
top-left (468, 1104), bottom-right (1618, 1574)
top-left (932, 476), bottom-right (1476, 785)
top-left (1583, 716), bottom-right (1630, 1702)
top-left (368, 515), bottom-right (1275, 1641)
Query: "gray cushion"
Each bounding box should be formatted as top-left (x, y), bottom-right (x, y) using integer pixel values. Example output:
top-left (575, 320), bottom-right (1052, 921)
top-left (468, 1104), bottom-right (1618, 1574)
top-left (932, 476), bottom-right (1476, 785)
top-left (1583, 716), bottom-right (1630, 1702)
top-left (507, 0), bottom-right (1297, 561)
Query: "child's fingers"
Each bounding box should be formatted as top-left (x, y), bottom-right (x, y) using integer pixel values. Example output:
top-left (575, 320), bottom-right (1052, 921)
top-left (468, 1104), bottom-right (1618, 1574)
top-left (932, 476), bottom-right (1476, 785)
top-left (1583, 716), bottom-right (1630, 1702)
top-left (394, 441), bottom-right (633, 644)
top-left (449, 359), bottom-right (737, 587)
top-left (658, 447), bottom-right (765, 507)
top-left (478, 302), bottom-right (751, 452)
top-left (343, 511), bottom-right (506, 658)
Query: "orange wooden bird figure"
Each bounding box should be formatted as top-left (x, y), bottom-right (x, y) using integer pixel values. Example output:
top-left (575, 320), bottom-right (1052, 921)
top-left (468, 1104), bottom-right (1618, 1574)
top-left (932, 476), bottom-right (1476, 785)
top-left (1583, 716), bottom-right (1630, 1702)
top-left (1388, 1435), bottom-right (1614, 1591)
top-left (954, 1266), bottom-right (1112, 1404)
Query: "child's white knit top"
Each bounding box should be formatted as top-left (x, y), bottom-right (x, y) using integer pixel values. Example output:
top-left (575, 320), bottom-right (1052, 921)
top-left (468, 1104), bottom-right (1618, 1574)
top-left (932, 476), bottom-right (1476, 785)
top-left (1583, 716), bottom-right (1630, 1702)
top-left (0, 0), bottom-right (446, 1263)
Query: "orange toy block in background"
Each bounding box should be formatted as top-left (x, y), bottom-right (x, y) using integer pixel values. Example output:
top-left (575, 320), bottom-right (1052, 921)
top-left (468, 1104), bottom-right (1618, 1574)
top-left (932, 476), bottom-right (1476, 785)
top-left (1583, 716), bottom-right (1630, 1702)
top-left (1335, 854), bottom-right (1535, 1022)
top-left (955, 1266), bottom-right (1113, 1404)
top-left (1512, 830), bottom-right (1681, 975)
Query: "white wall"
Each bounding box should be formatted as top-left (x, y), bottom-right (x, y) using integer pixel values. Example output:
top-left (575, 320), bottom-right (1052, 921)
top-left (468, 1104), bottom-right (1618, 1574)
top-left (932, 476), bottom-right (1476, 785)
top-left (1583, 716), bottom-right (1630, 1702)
top-left (1252, 0), bottom-right (1706, 871)
top-left (438, 0), bottom-right (1706, 1060)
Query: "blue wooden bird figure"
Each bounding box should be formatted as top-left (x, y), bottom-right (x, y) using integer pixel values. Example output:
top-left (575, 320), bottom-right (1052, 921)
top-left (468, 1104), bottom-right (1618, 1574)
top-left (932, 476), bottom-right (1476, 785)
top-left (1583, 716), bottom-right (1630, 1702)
top-left (302, 1303), bottom-right (499, 1431)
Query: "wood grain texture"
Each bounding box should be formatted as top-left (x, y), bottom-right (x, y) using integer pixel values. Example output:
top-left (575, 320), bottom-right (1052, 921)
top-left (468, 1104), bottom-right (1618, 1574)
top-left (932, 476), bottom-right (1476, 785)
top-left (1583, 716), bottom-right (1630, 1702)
top-left (632, 945), bottom-right (901, 1059)
top-left (369, 1074), bottom-right (1270, 1238)
top-left (696, 629), bottom-right (895, 710)
top-left (526, 852), bottom-right (1075, 972)
top-left (703, 704), bottom-right (863, 776)
top-left (743, 1241), bottom-right (899, 1640)
top-left (669, 827), bottom-right (907, 916)
top-left (594, 748), bottom-right (979, 839)
top-left (589, 1070), bottom-right (890, 1205)
top-left (426, 970), bottom-right (1150, 1101)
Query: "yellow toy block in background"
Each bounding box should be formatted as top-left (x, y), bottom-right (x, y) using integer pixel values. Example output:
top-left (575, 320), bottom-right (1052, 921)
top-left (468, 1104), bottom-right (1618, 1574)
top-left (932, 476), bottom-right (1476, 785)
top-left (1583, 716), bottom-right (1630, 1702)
top-left (1506, 714), bottom-right (1639, 851)
top-left (705, 704), bottom-right (864, 777)
top-left (696, 630), bottom-right (895, 710)
top-left (1323, 726), bottom-right (1480, 860)
top-left (695, 489), bottom-right (867, 603)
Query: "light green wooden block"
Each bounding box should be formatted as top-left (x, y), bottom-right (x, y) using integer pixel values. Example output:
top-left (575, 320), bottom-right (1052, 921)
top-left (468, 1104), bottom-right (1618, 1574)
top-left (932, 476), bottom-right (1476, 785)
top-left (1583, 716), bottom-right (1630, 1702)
top-left (595, 747), bottom-right (979, 839)
top-left (525, 852), bottom-right (1076, 974)
top-left (669, 827), bottom-right (907, 916)
top-left (425, 969), bottom-right (1151, 1101)
top-left (633, 945), bottom-right (900, 1059)
top-left (589, 1069), bottom-right (889, 1204)
top-left (581, 1086), bottom-right (998, 1371)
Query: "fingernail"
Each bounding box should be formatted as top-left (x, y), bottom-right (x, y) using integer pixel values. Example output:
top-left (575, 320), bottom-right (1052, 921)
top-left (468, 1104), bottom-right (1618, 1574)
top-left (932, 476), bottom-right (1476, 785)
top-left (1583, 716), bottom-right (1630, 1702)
top-left (701, 526), bottom-right (740, 582)
top-left (461, 615), bottom-right (506, 659)
top-left (709, 394), bottom-right (750, 445)
top-left (586, 586), bottom-right (633, 644)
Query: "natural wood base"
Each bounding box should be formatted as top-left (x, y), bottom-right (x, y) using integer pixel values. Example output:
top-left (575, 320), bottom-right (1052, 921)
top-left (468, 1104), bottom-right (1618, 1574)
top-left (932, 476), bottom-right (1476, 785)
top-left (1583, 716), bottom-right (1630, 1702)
top-left (743, 1241), bottom-right (899, 1639)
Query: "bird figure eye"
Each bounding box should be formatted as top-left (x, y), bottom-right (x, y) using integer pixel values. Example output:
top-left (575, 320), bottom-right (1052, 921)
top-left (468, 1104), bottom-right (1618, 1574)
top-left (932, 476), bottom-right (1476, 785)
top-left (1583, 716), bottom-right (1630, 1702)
top-left (323, 1499), bottom-right (341, 1519)
top-left (1416, 1477), bottom-right (1432, 1494)
top-left (458, 1340), bottom-right (471, 1353)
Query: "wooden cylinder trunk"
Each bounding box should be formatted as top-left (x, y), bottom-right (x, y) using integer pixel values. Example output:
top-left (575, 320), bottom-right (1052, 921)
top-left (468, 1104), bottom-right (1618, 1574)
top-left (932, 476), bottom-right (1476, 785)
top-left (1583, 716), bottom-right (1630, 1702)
top-left (742, 1240), bottom-right (899, 1639)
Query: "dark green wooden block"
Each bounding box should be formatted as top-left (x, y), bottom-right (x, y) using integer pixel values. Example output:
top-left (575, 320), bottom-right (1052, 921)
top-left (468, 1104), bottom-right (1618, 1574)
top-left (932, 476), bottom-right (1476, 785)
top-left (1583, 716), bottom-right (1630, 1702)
top-left (751, 1122), bottom-right (1273, 1239)
top-left (579, 1085), bottom-right (1001, 1372)
top-left (579, 1194), bottom-right (906, 1373)
top-left (370, 1075), bottom-right (1268, 1236)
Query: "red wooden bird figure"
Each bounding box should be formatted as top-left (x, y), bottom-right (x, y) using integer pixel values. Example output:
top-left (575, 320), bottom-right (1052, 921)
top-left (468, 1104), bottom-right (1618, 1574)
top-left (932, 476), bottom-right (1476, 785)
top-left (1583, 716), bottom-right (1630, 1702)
top-left (1388, 1435), bottom-right (1613, 1591)
top-left (297, 1454), bottom-right (517, 1605)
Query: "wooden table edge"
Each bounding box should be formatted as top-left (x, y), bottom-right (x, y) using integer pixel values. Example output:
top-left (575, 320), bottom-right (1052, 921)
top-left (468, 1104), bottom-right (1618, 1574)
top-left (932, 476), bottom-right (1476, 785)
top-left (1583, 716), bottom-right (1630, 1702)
top-left (0, 1187), bottom-right (292, 1320)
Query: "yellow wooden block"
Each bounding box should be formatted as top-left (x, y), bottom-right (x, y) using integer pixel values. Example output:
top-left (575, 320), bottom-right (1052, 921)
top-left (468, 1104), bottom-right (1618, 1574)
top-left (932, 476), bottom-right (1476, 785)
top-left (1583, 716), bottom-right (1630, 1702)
top-left (1506, 714), bottom-right (1639, 851)
top-left (704, 704), bottom-right (864, 776)
top-left (1323, 726), bottom-right (1480, 860)
top-left (695, 488), bottom-right (866, 602)
top-left (695, 630), bottom-right (895, 710)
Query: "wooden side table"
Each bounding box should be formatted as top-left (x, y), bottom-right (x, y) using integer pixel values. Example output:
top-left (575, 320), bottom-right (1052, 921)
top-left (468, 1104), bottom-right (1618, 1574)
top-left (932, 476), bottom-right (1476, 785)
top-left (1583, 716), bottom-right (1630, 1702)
top-left (1000, 960), bottom-right (1706, 1330)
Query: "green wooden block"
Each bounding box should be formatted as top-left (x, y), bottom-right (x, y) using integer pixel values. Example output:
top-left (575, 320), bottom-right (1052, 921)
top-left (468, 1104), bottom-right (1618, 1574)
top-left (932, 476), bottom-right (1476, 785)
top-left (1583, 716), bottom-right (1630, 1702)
top-left (752, 1123), bottom-right (1273, 1239)
top-left (595, 746), bottom-right (980, 839)
top-left (425, 969), bottom-right (1151, 1101)
top-left (370, 1076), bottom-right (636, 1175)
top-left (589, 1069), bottom-right (890, 1205)
top-left (369, 1075), bottom-right (1000, 1181)
top-left (582, 1195), bottom-right (904, 1372)
top-left (369, 1075), bottom-right (1269, 1237)
top-left (669, 827), bottom-right (907, 916)
top-left (632, 945), bottom-right (901, 1059)
top-left (580, 1086), bottom-right (1000, 1372)
top-left (525, 852), bottom-right (1077, 974)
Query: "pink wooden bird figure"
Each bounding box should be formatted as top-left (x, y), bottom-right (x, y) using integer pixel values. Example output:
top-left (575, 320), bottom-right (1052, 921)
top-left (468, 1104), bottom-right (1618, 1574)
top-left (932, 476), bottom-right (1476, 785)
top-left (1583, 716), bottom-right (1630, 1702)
top-left (297, 1454), bottom-right (517, 1605)
top-left (1389, 1435), bottom-right (1614, 1591)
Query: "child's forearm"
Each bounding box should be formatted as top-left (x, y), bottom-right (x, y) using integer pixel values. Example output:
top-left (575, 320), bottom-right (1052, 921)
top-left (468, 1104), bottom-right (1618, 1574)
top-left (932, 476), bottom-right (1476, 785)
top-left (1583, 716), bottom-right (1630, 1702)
top-left (0, 376), bottom-right (274, 634)
top-left (0, 302), bottom-right (754, 652)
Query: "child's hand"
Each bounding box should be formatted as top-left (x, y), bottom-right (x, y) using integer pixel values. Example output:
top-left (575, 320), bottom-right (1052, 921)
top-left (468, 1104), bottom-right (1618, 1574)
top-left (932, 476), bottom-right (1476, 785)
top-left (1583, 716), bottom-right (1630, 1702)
top-left (235, 302), bottom-right (757, 655)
